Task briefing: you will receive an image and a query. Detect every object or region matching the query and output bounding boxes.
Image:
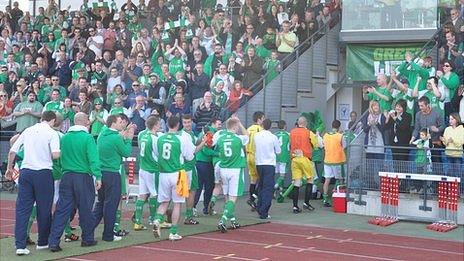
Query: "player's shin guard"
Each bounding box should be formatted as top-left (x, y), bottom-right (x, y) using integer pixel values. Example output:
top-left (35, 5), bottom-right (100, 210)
top-left (135, 199), bottom-right (144, 224)
top-left (27, 205), bottom-right (37, 235)
top-left (148, 197), bottom-right (158, 219)
top-left (292, 186), bottom-right (300, 208)
top-left (64, 219), bottom-right (72, 236)
top-left (275, 176), bottom-right (284, 190)
top-left (169, 225), bottom-right (178, 234)
top-left (185, 208), bottom-right (193, 219)
top-left (304, 183), bottom-right (313, 204)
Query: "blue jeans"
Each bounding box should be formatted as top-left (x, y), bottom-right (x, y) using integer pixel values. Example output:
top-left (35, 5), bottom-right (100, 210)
top-left (194, 161), bottom-right (214, 212)
top-left (15, 169), bottom-right (54, 249)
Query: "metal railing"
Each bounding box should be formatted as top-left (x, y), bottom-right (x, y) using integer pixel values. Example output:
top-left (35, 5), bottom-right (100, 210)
top-left (219, 10), bottom-right (342, 124)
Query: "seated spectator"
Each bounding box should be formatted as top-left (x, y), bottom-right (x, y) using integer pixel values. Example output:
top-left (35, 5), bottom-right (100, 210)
top-left (107, 67), bottom-right (124, 93)
top-left (74, 89), bottom-right (92, 115)
top-left (439, 31), bottom-right (463, 72)
top-left (43, 89), bottom-right (64, 113)
top-left (107, 84), bottom-right (127, 109)
top-left (109, 97), bottom-right (132, 117)
top-left (151, 108), bottom-right (167, 133)
top-left (61, 97), bottom-right (75, 133)
top-left (194, 91), bottom-right (220, 132)
top-left (126, 81), bottom-right (147, 108)
top-left (130, 95), bottom-right (151, 133)
top-left (210, 63), bottom-right (234, 96)
top-left (211, 81), bottom-right (228, 108)
top-left (227, 80), bottom-right (252, 113)
top-left (12, 92), bottom-right (43, 132)
top-left (167, 93), bottom-right (190, 118)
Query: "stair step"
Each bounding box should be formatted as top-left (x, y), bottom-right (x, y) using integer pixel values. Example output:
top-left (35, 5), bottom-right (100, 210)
top-left (281, 104), bottom-right (297, 108)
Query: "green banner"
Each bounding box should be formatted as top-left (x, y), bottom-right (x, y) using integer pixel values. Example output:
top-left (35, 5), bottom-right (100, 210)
top-left (346, 43), bottom-right (425, 81)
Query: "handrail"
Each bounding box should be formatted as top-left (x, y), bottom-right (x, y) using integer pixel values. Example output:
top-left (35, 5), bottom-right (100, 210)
top-left (219, 10), bottom-right (342, 121)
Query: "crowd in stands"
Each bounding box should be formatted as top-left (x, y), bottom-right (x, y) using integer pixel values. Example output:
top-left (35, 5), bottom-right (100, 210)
top-left (361, 4), bottom-right (464, 176)
top-left (0, 0), bottom-right (340, 135)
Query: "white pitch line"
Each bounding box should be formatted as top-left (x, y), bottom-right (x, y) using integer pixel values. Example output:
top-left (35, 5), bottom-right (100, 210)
top-left (242, 229), bottom-right (463, 256)
top-left (66, 257), bottom-right (96, 261)
top-left (0, 217), bottom-right (16, 221)
top-left (190, 236), bottom-right (404, 261)
top-left (132, 245), bottom-right (263, 261)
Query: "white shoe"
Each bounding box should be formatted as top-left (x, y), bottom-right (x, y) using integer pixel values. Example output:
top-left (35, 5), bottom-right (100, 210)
top-left (16, 248), bottom-right (30, 255)
top-left (113, 235), bottom-right (122, 242)
top-left (36, 245), bottom-right (48, 250)
top-left (168, 233), bottom-right (182, 241)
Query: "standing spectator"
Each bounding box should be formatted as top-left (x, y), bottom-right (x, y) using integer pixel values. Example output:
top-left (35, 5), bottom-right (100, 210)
top-left (385, 99), bottom-right (412, 162)
top-left (167, 93), bottom-right (190, 118)
top-left (276, 21), bottom-right (297, 59)
top-left (126, 81), bottom-right (147, 108)
top-left (227, 80), bottom-right (252, 113)
top-left (12, 92), bottom-right (43, 132)
top-left (254, 119), bottom-right (281, 219)
top-left (440, 113), bottom-right (464, 175)
top-left (410, 96), bottom-right (445, 164)
top-left (451, 84), bottom-right (464, 120)
top-left (49, 51), bottom-right (72, 87)
top-left (240, 46), bottom-right (264, 91)
top-left (362, 74), bottom-right (393, 113)
top-left (48, 112), bottom-right (102, 252)
top-left (10, 2), bottom-right (24, 33)
top-left (122, 56), bottom-right (142, 88)
top-left (43, 89), bottom-right (64, 113)
top-left (210, 63), bottom-right (234, 97)
top-left (6, 111), bottom-right (60, 256)
top-left (89, 98), bottom-right (109, 138)
top-left (75, 90), bottom-right (92, 115)
top-left (0, 91), bottom-right (14, 127)
top-left (448, 8), bottom-right (464, 39)
top-left (194, 91), bottom-right (219, 132)
top-left (189, 63), bottom-right (210, 115)
top-left (347, 111), bottom-right (358, 130)
top-left (94, 114), bottom-right (134, 242)
top-left (147, 73), bottom-right (166, 115)
top-left (362, 100), bottom-right (387, 159)
top-left (437, 60), bottom-right (460, 122)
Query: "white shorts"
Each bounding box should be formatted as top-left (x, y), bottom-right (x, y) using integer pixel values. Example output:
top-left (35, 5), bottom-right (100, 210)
top-left (53, 180), bottom-right (60, 204)
top-left (276, 162), bottom-right (287, 174)
top-left (220, 168), bottom-right (244, 197)
top-left (158, 172), bottom-right (185, 203)
top-left (214, 162), bottom-right (222, 184)
top-left (138, 169), bottom-right (157, 196)
top-left (324, 165), bottom-right (342, 179)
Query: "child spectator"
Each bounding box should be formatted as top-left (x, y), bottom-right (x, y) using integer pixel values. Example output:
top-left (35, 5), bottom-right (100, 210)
top-left (211, 81), bottom-right (228, 108)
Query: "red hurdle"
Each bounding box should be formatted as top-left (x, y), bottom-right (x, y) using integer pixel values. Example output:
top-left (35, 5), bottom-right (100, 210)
top-left (426, 180), bottom-right (459, 232)
top-left (369, 176), bottom-right (399, 227)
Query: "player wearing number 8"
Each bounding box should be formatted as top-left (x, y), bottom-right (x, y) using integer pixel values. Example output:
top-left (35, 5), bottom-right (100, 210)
top-left (214, 117), bottom-right (249, 233)
top-left (152, 116), bottom-right (195, 241)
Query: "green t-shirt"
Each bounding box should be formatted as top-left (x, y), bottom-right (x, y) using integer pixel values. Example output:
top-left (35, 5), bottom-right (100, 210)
top-left (52, 131), bottom-right (64, 180)
top-left (215, 131), bottom-right (248, 168)
top-left (367, 86), bottom-right (393, 112)
top-left (275, 130), bottom-right (290, 163)
top-left (157, 133), bottom-right (183, 173)
top-left (423, 90), bottom-right (444, 117)
top-left (90, 109), bottom-right (108, 137)
top-left (138, 129), bottom-right (159, 173)
top-left (168, 57), bottom-right (185, 76)
top-left (43, 100), bottom-right (64, 114)
top-left (211, 89), bottom-right (228, 108)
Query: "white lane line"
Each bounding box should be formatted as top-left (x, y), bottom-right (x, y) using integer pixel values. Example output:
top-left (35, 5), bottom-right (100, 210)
top-left (242, 228), bottom-right (463, 255)
top-left (190, 236), bottom-right (404, 261)
top-left (132, 245), bottom-right (263, 261)
top-left (66, 258), bottom-right (97, 261)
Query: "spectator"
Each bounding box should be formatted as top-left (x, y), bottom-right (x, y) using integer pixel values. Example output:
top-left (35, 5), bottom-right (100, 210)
top-left (439, 31), bottom-right (463, 70)
top-left (437, 60), bottom-right (460, 122)
top-left (347, 111), bottom-right (358, 130)
top-left (61, 97), bottom-right (75, 133)
top-left (130, 95), bottom-right (151, 132)
top-left (12, 92), bottom-right (43, 132)
top-left (123, 56), bottom-right (142, 88)
top-left (109, 97), bottom-right (132, 117)
top-left (146, 73), bottom-right (166, 115)
top-left (0, 90), bottom-right (14, 129)
top-left (211, 81), bottom-right (228, 108)
top-left (75, 89), bottom-right (92, 115)
top-left (440, 113), bottom-right (464, 175)
top-left (43, 89), bottom-right (64, 113)
top-left (194, 91), bottom-right (219, 132)
top-left (204, 44), bottom-right (229, 77)
top-left (107, 84), bottom-right (126, 108)
top-left (451, 84), bottom-right (464, 120)
top-left (276, 21), bottom-right (297, 58)
top-left (189, 63), bottom-right (210, 115)
top-left (107, 67), bottom-right (124, 93)
top-left (410, 96), bottom-right (445, 165)
top-left (362, 100), bottom-right (387, 159)
top-left (49, 51), bottom-right (72, 87)
top-left (227, 80), bottom-right (252, 113)
top-left (241, 46), bottom-right (264, 91)
top-left (448, 8), bottom-right (464, 40)
top-left (210, 63), bottom-right (234, 96)
top-left (167, 93), bottom-right (190, 118)
top-left (89, 98), bottom-right (109, 138)
top-left (385, 99), bottom-right (412, 162)
top-left (126, 81), bottom-right (147, 108)
top-left (362, 74), bottom-right (393, 113)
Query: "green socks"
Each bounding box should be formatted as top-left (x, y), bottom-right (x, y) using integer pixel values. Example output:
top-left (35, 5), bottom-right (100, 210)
top-left (211, 195), bottom-right (218, 203)
top-left (323, 193), bottom-right (329, 203)
top-left (135, 199), bottom-right (144, 224)
top-left (185, 208), bottom-right (193, 219)
top-left (114, 210), bottom-right (122, 231)
top-left (221, 200), bottom-right (235, 223)
top-left (27, 205), bottom-right (37, 235)
top-left (148, 197), bottom-right (158, 219)
top-left (64, 220), bottom-right (72, 236)
top-left (275, 176), bottom-right (285, 189)
top-left (170, 225), bottom-right (178, 234)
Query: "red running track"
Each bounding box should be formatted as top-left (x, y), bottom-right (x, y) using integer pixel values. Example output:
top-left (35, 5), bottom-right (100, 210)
top-left (71, 223), bottom-right (464, 261)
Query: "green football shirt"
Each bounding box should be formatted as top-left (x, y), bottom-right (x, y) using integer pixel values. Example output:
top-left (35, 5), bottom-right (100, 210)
top-left (275, 130), bottom-right (290, 163)
top-left (138, 129), bottom-right (159, 173)
top-left (215, 131), bottom-right (249, 168)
